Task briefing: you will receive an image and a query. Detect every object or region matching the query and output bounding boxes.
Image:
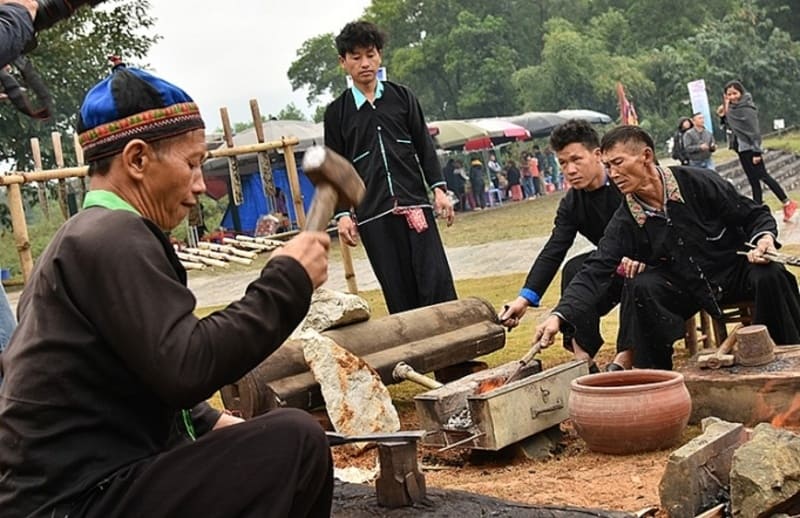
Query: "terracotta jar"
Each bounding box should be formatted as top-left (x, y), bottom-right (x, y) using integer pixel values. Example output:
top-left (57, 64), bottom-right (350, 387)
top-left (568, 370), bottom-right (691, 454)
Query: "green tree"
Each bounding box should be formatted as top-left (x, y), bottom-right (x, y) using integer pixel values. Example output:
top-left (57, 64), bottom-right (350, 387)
top-left (0, 1), bottom-right (159, 170)
top-left (276, 103), bottom-right (308, 121)
top-left (287, 33), bottom-right (346, 105)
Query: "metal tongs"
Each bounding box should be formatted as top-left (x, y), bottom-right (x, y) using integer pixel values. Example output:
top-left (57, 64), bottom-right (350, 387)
top-left (738, 242), bottom-right (800, 266)
top-left (326, 430), bottom-right (427, 446)
top-left (503, 340), bottom-right (544, 386)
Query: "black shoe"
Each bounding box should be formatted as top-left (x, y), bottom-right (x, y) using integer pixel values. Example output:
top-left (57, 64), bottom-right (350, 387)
top-left (588, 362), bottom-right (600, 374)
top-left (604, 362), bottom-right (625, 372)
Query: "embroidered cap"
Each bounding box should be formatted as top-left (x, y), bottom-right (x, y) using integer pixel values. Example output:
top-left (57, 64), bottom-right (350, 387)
top-left (77, 62), bottom-right (205, 163)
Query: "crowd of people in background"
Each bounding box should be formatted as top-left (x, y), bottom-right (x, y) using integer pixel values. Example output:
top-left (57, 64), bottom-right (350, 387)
top-left (443, 145), bottom-right (565, 212)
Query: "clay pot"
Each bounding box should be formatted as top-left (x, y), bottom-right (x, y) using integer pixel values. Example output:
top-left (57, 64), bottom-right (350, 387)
top-left (568, 370), bottom-right (691, 454)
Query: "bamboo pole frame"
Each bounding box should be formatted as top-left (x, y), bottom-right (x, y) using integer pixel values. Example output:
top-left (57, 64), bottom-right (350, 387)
top-left (0, 112), bottom-right (351, 291)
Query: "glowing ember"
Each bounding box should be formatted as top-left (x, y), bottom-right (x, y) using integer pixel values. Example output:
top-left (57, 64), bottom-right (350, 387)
top-left (477, 377), bottom-right (505, 394)
top-left (771, 394), bottom-right (800, 429)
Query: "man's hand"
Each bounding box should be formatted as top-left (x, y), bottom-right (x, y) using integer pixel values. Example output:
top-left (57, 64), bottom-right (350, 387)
top-left (533, 314), bottom-right (562, 350)
top-left (499, 296), bottom-right (529, 329)
top-left (272, 231), bottom-right (330, 289)
top-left (747, 234), bottom-right (777, 264)
top-left (616, 256), bottom-right (646, 278)
top-left (337, 215), bottom-right (358, 247)
top-left (753, 155), bottom-right (762, 165)
top-left (2, 0), bottom-right (37, 20)
top-left (433, 188), bottom-right (454, 226)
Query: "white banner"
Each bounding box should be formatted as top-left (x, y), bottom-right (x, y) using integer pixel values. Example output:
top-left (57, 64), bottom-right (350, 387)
top-left (687, 79), bottom-right (714, 133)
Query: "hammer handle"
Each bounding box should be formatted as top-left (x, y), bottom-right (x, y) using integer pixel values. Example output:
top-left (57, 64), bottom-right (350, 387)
top-left (305, 183), bottom-right (338, 231)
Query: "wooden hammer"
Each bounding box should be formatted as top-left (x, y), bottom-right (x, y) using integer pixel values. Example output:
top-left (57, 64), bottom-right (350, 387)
top-left (301, 146), bottom-right (365, 231)
top-left (697, 323), bottom-right (743, 369)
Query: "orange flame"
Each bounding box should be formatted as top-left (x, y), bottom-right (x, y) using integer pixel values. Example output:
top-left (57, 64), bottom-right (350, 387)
top-left (476, 377), bottom-right (505, 395)
top-left (772, 393), bottom-right (800, 429)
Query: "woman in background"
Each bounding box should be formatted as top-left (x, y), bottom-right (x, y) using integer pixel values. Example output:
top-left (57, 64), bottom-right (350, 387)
top-left (720, 80), bottom-right (796, 221)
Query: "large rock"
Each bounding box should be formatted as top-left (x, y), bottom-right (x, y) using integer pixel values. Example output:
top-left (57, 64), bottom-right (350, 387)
top-left (301, 330), bottom-right (400, 438)
top-left (730, 423), bottom-right (800, 517)
top-left (293, 288), bottom-right (370, 336)
top-left (659, 417), bottom-right (751, 517)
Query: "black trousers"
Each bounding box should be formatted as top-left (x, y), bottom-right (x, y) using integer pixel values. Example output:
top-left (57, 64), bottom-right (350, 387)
top-left (738, 150), bottom-right (787, 204)
top-left (561, 252), bottom-right (624, 357)
top-left (359, 209), bottom-right (457, 314)
top-left (620, 260), bottom-right (800, 370)
top-left (68, 409), bottom-right (333, 518)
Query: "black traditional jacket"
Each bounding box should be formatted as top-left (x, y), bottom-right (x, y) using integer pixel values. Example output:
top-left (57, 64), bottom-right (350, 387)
top-left (555, 166), bottom-right (777, 324)
top-left (324, 81), bottom-right (445, 222)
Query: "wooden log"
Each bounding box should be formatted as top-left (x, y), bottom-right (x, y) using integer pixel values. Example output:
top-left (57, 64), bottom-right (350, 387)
top-left (51, 132), bottom-right (68, 220)
top-left (221, 297), bottom-right (506, 416)
top-left (283, 142), bottom-right (306, 227)
top-left (30, 137), bottom-right (49, 220)
top-left (7, 183), bottom-right (33, 282)
top-left (735, 324), bottom-right (775, 366)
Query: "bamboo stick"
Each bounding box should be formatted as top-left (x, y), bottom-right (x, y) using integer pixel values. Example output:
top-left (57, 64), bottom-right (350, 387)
top-left (0, 166), bottom-right (88, 185)
top-left (7, 183), bottom-right (33, 282)
top-left (222, 237), bottom-right (270, 251)
top-left (207, 137), bottom-right (299, 158)
top-left (283, 142), bottom-right (306, 228)
top-left (196, 241), bottom-right (258, 259)
top-left (340, 240), bottom-right (358, 294)
top-left (51, 132), bottom-right (68, 220)
top-left (30, 137), bottom-right (49, 220)
top-left (181, 261), bottom-right (206, 270)
top-left (71, 133), bottom-right (86, 207)
top-left (185, 247), bottom-right (253, 265)
top-left (175, 251), bottom-right (229, 268)
top-left (235, 235), bottom-right (283, 249)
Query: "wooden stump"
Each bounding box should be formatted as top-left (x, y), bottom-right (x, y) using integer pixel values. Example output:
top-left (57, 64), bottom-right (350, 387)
top-left (735, 325), bottom-right (775, 367)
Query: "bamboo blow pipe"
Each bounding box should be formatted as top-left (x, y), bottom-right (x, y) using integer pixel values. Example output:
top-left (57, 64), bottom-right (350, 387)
top-left (392, 362), bottom-right (443, 390)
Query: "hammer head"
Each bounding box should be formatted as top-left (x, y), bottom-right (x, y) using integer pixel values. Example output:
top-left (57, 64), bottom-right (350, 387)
top-left (302, 146), bottom-right (365, 208)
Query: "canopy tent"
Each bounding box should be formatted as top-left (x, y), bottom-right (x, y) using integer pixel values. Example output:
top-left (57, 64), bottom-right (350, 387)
top-left (464, 118), bottom-right (530, 150)
top-left (427, 120), bottom-right (489, 150)
top-left (506, 112), bottom-right (568, 138)
top-left (557, 109), bottom-right (613, 125)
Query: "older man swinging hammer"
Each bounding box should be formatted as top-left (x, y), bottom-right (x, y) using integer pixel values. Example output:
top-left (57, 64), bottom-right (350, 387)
top-left (0, 63), bottom-right (340, 518)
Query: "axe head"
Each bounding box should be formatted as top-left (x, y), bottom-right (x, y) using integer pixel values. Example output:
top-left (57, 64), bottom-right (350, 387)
top-left (302, 146), bottom-right (365, 208)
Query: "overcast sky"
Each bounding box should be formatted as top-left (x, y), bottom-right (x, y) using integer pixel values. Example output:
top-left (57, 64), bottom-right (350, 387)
top-left (146, 0), bottom-right (371, 127)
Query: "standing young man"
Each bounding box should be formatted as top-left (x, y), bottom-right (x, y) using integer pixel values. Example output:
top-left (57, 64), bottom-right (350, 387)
top-left (325, 21), bottom-right (457, 314)
top-left (501, 120), bottom-right (630, 372)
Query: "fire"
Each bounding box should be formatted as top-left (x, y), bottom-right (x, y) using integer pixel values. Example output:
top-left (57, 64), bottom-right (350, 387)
top-left (476, 377), bottom-right (505, 395)
top-left (772, 393), bottom-right (800, 429)
top-left (753, 380), bottom-right (800, 430)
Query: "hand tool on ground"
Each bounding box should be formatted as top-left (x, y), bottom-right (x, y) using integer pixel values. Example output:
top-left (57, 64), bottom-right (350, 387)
top-left (696, 323), bottom-right (742, 369)
top-left (325, 429), bottom-right (426, 446)
top-left (503, 340), bottom-right (544, 385)
top-left (392, 362), bottom-right (443, 390)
